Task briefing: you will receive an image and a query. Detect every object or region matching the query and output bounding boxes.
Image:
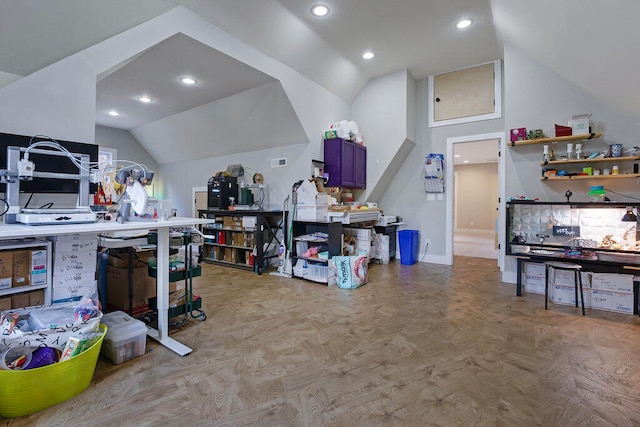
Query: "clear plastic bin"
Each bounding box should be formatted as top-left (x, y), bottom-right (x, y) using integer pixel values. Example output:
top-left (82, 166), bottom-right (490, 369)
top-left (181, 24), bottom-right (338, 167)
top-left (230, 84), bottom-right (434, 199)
top-left (100, 311), bottom-right (147, 364)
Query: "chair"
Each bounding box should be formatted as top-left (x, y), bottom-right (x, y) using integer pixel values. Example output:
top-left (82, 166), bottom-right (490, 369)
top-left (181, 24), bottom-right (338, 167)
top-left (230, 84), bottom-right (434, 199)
top-left (544, 261), bottom-right (585, 315)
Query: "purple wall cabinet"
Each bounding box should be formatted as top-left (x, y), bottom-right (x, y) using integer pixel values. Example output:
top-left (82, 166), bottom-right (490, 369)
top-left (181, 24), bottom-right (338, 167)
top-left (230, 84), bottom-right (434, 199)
top-left (324, 138), bottom-right (367, 188)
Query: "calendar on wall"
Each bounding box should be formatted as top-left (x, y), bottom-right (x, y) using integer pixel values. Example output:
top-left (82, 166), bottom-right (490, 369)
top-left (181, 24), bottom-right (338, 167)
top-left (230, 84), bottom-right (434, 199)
top-left (425, 153), bottom-right (445, 193)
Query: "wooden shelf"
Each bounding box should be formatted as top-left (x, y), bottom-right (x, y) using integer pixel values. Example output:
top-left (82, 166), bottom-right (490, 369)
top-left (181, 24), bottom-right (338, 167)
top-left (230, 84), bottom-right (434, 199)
top-left (541, 173), bottom-right (640, 181)
top-left (541, 155), bottom-right (640, 166)
top-left (509, 132), bottom-right (602, 147)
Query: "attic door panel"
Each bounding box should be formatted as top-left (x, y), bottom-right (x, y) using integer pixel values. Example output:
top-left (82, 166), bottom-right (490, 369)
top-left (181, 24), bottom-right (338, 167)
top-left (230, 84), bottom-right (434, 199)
top-left (433, 63), bottom-right (495, 122)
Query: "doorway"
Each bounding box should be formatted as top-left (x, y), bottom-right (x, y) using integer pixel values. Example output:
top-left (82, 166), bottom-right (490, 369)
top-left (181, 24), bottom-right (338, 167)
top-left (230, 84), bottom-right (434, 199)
top-left (445, 132), bottom-right (506, 271)
top-left (453, 139), bottom-right (499, 260)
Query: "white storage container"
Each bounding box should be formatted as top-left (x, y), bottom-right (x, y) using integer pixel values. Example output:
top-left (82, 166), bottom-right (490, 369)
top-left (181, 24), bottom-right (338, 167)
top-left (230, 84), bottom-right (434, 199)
top-left (100, 311), bottom-right (147, 364)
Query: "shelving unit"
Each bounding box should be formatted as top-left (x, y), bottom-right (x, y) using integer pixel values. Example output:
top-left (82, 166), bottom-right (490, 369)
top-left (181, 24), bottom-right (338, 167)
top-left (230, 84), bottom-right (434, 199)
top-left (147, 231), bottom-right (205, 323)
top-left (509, 131), bottom-right (640, 182)
top-left (291, 221), bottom-right (342, 284)
top-left (0, 239), bottom-right (52, 308)
top-left (198, 210), bottom-right (286, 275)
top-left (508, 132), bottom-right (602, 146)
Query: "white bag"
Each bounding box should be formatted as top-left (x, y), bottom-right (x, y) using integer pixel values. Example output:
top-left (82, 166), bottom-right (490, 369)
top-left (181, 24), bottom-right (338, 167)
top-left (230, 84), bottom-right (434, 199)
top-left (334, 255), bottom-right (368, 289)
top-left (0, 301), bottom-right (102, 352)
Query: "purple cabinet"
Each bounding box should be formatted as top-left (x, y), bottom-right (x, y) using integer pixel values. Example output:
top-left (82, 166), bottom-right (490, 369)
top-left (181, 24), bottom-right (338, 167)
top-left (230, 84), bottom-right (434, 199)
top-left (324, 138), bottom-right (366, 188)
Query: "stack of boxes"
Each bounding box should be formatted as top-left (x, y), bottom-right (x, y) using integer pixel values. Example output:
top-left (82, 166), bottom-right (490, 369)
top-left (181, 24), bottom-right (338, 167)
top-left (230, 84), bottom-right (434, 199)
top-left (296, 179), bottom-right (329, 222)
top-left (0, 244), bottom-right (48, 310)
top-left (589, 273), bottom-right (634, 314)
top-left (48, 234), bottom-right (98, 303)
top-left (523, 261), bottom-right (636, 314)
top-left (105, 249), bottom-right (158, 315)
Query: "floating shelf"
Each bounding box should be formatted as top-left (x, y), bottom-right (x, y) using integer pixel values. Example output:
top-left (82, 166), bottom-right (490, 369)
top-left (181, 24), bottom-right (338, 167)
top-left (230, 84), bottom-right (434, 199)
top-left (510, 132), bottom-right (602, 147)
top-left (541, 155), bottom-right (640, 166)
top-left (541, 173), bottom-right (640, 181)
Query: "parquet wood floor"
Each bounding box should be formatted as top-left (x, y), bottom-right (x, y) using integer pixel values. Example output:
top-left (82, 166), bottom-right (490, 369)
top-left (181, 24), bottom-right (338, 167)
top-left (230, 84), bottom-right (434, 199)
top-left (4, 257), bottom-right (640, 426)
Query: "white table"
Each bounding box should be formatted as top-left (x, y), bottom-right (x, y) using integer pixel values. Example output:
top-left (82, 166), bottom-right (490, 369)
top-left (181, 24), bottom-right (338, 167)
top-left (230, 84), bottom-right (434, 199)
top-left (0, 217), bottom-right (212, 356)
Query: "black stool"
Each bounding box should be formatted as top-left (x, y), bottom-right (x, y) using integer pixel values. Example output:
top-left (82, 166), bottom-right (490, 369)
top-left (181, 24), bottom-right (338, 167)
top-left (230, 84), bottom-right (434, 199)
top-left (544, 261), bottom-right (585, 315)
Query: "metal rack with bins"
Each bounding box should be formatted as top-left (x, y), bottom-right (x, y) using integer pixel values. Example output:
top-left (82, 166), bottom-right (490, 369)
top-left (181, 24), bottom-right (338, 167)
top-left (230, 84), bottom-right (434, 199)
top-left (198, 210), bottom-right (286, 275)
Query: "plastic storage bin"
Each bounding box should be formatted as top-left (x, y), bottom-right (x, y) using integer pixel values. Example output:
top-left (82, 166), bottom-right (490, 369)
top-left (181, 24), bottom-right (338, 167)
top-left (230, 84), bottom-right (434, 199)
top-left (398, 230), bottom-right (420, 265)
top-left (100, 311), bottom-right (147, 364)
top-left (0, 324), bottom-right (107, 418)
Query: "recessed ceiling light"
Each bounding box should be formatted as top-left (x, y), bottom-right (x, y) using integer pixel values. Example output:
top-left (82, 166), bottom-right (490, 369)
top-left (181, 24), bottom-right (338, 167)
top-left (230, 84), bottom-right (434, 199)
top-left (362, 51), bottom-right (375, 60)
top-left (137, 96), bottom-right (153, 103)
top-left (108, 110), bottom-right (120, 117)
top-left (454, 154), bottom-right (461, 158)
top-left (463, 160), bottom-right (470, 163)
top-left (455, 18), bottom-right (473, 29)
top-left (179, 76), bottom-right (197, 85)
top-left (311, 4), bottom-right (330, 17)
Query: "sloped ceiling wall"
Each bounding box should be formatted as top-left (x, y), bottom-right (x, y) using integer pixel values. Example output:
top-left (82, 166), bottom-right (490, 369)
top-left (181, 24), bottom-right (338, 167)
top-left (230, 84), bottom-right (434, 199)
top-left (131, 82), bottom-right (308, 164)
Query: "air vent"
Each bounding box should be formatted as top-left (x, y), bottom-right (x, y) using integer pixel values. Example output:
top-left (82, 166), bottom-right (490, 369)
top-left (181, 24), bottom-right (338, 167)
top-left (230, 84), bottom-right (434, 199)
top-left (271, 157), bottom-right (287, 168)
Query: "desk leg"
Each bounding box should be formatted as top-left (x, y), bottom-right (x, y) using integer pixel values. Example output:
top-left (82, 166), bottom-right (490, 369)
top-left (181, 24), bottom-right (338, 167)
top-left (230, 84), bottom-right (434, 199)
top-left (516, 258), bottom-right (523, 297)
top-left (146, 226), bottom-right (193, 356)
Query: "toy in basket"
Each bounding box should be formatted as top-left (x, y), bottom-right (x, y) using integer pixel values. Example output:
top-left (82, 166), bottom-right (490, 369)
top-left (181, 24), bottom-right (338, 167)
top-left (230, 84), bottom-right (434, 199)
top-left (0, 324), bottom-right (107, 417)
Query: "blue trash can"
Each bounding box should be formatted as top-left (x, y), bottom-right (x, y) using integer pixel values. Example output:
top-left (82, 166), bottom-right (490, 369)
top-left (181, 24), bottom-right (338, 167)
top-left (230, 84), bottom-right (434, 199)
top-left (398, 230), bottom-right (419, 265)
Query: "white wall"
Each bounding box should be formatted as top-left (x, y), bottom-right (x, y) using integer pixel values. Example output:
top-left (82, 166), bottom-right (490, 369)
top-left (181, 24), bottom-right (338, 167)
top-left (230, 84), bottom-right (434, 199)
top-left (351, 70), bottom-right (416, 202)
top-left (379, 76), bottom-right (504, 264)
top-left (455, 163), bottom-right (498, 231)
top-left (131, 82), bottom-right (308, 165)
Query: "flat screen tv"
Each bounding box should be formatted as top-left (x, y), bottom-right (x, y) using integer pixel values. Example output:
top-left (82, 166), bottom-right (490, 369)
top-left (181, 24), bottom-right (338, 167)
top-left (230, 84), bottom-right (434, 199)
top-left (0, 132), bottom-right (98, 194)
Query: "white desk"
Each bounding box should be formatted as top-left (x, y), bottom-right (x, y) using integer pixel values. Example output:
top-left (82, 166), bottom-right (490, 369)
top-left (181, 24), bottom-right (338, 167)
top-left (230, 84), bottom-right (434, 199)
top-left (0, 217), bottom-right (212, 356)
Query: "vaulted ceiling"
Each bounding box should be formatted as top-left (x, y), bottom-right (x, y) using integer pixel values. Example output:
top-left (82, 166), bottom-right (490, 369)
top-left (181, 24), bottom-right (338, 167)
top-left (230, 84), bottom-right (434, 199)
top-left (0, 0), bottom-right (638, 159)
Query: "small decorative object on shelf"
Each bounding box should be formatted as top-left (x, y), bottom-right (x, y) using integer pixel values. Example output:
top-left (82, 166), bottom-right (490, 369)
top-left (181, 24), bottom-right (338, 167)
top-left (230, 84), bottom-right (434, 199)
top-left (528, 129), bottom-right (544, 139)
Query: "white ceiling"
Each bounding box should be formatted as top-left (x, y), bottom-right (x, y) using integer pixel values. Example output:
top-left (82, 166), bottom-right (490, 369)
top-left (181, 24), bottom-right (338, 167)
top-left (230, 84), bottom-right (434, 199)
top-left (1, 0), bottom-right (639, 155)
top-left (96, 33), bottom-right (276, 129)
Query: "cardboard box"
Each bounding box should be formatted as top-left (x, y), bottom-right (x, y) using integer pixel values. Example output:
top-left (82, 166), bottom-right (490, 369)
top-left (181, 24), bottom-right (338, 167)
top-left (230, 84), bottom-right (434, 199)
top-left (105, 266), bottom-right (148, 312)
top-left (52, 271), bottom-right (96, 288)
top-left (11, 292), bottom-right (30, 309)
top-left (0, 250), bottom-right (12, 290)
top-left (12, 250), bottom-right (31, 287)
top-left (590, 273), bottom-right (634, 293)
top-left (524, 262), bottom-right (545, 277)
top-left (31, 249), bottom-right (47, 286)
top-left (549, 268), bottom-right (590, 288)
top-left (524, 274), bottom-right (545, 295)
top-left (591, 289), bottom-right (633, 314)
top-left (48, 233), bottom-right (98, 253)
top-left (296, 206), bottom-right (329, 222)
top-left (223, 216), bottom-right (243, 231)
top-left (47, 233), bottom-right (97, 242)
top-left (551, 285), bottom-right (591, 308)
top-left (53, 250), bottom-right (97, 275)
top-left (108, 250), bottom-right (154, 269)
top-left (52, 281), bottom-right (97, 303)
top-left (0, 296), bottom-right (11, 312)
top-left (29, 290), bottom-right (45, 306)
top-left (298, 193), bottom-right (330, 207)
top-left (105, 266), bottom-right (176, 312)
